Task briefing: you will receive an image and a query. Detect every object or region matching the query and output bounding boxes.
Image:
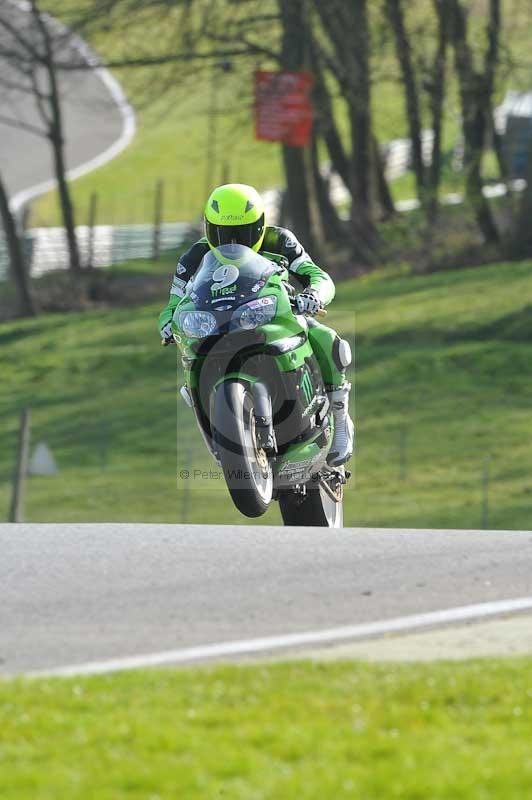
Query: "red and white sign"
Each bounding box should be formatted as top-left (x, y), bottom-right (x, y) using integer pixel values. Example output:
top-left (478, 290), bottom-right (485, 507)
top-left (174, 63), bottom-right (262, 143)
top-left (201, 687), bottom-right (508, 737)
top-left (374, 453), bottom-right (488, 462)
top-left (254, 70), bottom-right (314, 147)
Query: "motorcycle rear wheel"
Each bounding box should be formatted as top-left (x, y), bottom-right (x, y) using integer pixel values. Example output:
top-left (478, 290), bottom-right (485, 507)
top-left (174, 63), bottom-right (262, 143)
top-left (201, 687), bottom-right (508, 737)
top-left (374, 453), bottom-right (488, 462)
top-left (279, 473), bottom-right (344, 528)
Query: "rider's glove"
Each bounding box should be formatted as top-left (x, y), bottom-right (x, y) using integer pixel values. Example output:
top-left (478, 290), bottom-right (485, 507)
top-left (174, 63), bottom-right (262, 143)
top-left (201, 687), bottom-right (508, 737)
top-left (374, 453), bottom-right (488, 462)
top-left (295, 290), bottom-right (322, 317)
top-left (160, 322), bottom-right (175, 346)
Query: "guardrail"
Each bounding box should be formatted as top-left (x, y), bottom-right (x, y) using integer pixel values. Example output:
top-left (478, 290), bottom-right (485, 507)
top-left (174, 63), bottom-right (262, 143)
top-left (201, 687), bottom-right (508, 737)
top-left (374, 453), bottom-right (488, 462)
top-left (0, 221), bottom-right (190, 281)
top-left (0, 135), bottom-right (445, 282)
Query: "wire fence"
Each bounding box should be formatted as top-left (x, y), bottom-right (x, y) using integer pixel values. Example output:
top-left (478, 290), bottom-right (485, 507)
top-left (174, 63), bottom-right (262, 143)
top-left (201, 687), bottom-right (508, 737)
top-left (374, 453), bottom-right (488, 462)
top-left (1, 176), bottom-right (195, 279)
top-left (0, 181), bottom-right (285, 281)
top-left (0, 221), bottom-right (192, 281)
top-left (0, 400), bottom-right (506, 530)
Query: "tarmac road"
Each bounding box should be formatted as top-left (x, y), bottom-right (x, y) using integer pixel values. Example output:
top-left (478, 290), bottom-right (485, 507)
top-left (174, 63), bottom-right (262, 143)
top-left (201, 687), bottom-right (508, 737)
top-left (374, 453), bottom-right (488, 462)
top-left (1, 524), bottom-right (531, 676)
top-left (0, 2), bottom-right (130, 205)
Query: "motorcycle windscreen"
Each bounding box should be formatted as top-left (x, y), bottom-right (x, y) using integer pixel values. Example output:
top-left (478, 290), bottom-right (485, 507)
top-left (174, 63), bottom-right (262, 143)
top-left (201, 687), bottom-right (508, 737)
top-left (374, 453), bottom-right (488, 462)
top-left (187, 244), bottom-right (277, 314)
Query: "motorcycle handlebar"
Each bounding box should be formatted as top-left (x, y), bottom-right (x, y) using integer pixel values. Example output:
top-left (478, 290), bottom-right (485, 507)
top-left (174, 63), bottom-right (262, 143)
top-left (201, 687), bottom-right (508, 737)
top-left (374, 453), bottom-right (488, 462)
top-left (289, 298), bottom-right (327, 318)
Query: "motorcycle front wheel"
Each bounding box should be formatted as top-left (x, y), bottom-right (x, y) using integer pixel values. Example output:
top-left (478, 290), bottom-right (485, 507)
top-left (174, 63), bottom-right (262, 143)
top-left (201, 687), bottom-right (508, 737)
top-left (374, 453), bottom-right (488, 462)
top-left (213, 380), bottom-right (273, 518)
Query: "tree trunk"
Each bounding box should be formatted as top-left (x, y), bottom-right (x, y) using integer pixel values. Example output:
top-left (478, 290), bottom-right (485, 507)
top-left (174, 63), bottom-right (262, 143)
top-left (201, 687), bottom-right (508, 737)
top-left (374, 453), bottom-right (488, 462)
top-left (384, 0), bottom-right (426, 201)
top-left (514, 138), bottom-right (532, 256)
top-left (281, 145), bottom-right (322, 256)
top-left (50, 128), bottom-right (82, 273)
top-left (463, 102), bottom-right (500, 244)
top-left (488, 111), bottom-right (508, 183)
top-left (309, 38), bottom-right (350, 189)
top-left (347, 0), bottom-right (379, 261)
top-left (483, 0), bottom-right (507, 183)
top-left (348, 0), bottom-right (372, 210)
top-left (278, 0), bottom-right (324, 259)
top-left (313, 0), bottom-right (378, 261)
top-left (0, 173), bottom-right (36, 317)
top-left (426, 0), bottom-right (450, 222)
top-left (450, 0), bottom-right (499, 244)
top-left (373, 136), bottom-right (395, 218)
top-left (310, 134), bottom-right (346, 242)
top-left (31, 0), bottom-right (82, 274)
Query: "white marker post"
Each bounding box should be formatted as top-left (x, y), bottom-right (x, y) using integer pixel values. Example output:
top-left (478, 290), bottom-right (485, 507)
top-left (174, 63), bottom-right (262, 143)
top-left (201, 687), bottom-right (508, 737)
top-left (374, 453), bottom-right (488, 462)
top-left (29, 442), bottom-right (58, 476)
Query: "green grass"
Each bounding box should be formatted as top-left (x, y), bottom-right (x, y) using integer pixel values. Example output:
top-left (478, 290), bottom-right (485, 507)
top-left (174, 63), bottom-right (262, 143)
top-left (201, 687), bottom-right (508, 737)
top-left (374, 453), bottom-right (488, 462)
top-left (2, 657), bottom-right (532, 798)
top-left (1, 256), bottom-right (532, 527)
top-left (31, 59), bottom-right (285, 226)
top-left (33, 0), bottom-right (286, 226)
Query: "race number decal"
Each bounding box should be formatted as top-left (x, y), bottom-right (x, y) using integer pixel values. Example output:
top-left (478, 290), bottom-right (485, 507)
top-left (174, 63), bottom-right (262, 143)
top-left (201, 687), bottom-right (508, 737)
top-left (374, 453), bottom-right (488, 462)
top-left (212, 265), bottom-right (239, 290)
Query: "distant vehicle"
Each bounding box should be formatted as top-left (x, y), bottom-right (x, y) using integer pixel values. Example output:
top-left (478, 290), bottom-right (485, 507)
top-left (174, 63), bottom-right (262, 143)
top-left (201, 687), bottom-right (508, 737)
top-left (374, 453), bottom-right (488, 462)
top-left (171, 244), bottom-right (348, 527)
top-left (495, 90), bottom-right (532, 179)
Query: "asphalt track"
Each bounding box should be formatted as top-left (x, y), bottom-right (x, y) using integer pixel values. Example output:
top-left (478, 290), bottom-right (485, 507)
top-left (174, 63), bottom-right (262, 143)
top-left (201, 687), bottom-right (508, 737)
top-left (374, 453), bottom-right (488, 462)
top-left (1, 524), bottom-right (531, 676)
top-left (0, 2), bottom-right (131, 206)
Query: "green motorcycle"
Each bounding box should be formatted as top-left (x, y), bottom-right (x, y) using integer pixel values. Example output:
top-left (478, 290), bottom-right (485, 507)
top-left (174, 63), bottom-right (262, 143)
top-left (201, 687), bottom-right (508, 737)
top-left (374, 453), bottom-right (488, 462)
top-left (172, 244), bottom-right (348, 527)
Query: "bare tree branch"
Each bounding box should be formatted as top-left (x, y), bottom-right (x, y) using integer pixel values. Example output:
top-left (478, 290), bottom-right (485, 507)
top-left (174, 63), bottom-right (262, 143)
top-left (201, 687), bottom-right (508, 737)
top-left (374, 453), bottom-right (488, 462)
top-left (51, 47), bottom-right (262, 70)
top-left (0, 74), bottom-right (46, 97)
top-left (0, 12), bottom-right (43, 61)
top-left (0, 113), bottom-right (48, 137)
top-left (0, 170), bottom-right (36, 317)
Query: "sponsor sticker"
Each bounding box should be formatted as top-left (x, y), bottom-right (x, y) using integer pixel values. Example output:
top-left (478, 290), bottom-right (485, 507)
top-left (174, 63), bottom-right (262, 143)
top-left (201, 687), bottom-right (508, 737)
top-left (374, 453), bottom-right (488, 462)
top-left (211, 284), bottom-right (237, 296)
top-left (212, 265), bottom-right (239, 291)
top-left (284, 235), bottom-right (298, 251)
top-left (287, 471), bottom-right (306, 482)
top-left (278, 457), bottom-right (314, 476)
top-left (171, 277), bottom-right (186, 296)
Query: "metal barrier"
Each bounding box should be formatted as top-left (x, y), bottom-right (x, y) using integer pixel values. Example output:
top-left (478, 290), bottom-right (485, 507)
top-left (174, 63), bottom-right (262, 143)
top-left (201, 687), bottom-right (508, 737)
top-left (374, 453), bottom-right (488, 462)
top-left (0, 221), bottom-right (190, 281)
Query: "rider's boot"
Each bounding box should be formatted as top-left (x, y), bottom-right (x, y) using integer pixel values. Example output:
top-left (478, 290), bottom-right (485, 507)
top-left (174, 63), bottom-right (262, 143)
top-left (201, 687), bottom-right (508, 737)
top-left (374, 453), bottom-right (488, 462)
top-left (327, 382), bottom-right (354, 466)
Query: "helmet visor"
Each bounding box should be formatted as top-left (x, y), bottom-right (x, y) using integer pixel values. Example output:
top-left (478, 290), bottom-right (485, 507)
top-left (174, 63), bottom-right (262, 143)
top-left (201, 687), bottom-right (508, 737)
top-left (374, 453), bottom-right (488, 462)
top-left (206, 214), bottom-right (265, 250)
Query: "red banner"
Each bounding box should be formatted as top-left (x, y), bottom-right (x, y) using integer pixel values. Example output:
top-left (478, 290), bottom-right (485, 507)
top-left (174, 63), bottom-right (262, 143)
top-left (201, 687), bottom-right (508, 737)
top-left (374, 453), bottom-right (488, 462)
top-left (254, 70), bottom-right (314, 147)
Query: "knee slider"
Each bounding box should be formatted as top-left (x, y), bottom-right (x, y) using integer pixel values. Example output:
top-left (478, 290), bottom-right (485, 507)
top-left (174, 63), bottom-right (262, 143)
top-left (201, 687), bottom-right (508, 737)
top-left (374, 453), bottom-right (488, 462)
top-left (333, 337), bottom-right (352, 370)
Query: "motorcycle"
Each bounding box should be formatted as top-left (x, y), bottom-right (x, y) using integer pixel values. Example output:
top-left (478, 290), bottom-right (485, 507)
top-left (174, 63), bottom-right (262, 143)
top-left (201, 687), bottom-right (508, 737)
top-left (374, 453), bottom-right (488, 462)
top-left (170, 243), bottom-right (349, 527)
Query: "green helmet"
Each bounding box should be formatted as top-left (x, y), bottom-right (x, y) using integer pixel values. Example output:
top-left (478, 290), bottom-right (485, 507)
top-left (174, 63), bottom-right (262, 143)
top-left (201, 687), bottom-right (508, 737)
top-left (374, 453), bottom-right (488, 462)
top-left (204, 184), bottom-right (266, 253)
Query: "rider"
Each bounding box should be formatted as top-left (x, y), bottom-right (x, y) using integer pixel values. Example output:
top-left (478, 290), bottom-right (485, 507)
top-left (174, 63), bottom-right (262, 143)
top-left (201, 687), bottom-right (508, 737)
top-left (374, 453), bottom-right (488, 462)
top-left (158, 183), bottom-right (354, 466)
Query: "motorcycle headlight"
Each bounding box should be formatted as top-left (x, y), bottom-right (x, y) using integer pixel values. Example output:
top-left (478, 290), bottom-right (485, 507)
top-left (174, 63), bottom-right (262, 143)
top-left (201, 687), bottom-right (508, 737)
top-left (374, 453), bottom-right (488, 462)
top-left (179, 311), bottom-right (217, 338)
top-left (234, 296), bottom-right (277, 330)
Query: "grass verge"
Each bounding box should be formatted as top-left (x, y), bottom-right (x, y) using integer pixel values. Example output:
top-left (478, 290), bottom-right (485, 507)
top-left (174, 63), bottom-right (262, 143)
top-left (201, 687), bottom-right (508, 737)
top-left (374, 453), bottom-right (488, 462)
top-left (1, 657), bottom-right (532, 799)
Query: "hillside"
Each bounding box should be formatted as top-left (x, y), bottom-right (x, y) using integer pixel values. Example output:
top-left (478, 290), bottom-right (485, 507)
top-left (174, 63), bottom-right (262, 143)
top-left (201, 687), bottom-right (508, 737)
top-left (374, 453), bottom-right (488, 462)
top-left (1, 257), bottom-right (531, 528)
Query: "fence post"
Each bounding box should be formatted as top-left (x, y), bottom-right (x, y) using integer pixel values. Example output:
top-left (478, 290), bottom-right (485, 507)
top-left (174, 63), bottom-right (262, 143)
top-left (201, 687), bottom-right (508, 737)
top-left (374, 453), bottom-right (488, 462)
top-left (9, 408), bottom-right (31, 523)
top-left (86, 192), bottom-right (98, 269)
top-left (99, 419), bottom-right (109, 470)
top-left (152, 179), bottom-right (164, 261)
top-left (481, 457), bottom-right (490, 530)
top-left (399, 427), bottom-right (407, 482)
